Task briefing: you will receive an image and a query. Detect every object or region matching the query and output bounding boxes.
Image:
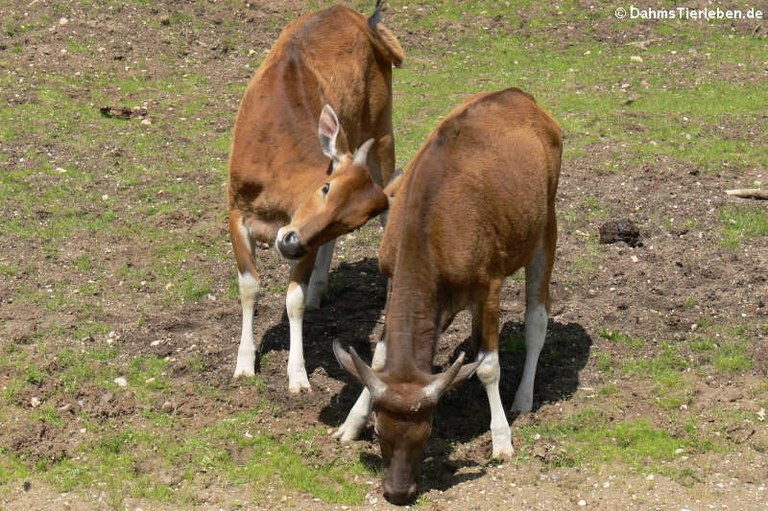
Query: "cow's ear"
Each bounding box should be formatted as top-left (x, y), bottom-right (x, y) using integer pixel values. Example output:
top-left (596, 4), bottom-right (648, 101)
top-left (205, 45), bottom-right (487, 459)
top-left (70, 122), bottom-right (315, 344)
top-left (318, 105), bottom-right (343, 165)
top-left (383, 169), bottom-right (403, 208)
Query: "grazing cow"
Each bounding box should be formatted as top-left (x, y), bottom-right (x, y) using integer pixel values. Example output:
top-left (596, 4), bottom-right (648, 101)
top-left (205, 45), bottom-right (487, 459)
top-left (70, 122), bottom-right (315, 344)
top-left (334, 88), bottom-right (562, 504)
top-left (228, 2), bottom-right (404, 392)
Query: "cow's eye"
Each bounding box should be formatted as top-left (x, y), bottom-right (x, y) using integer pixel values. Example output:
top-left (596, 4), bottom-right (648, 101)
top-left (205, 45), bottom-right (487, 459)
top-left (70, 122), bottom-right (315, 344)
top-left (321, 183), bottom-right (330, 197)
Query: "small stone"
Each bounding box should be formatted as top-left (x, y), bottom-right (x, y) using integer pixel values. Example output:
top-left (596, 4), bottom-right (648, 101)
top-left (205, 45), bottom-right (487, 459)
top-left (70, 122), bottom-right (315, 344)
top-left (578, 499), bottom-right (587, 506)
top-left (30, 397), bottom-right (42, 408)
top-left (114, 377), bottom-right (128, 387)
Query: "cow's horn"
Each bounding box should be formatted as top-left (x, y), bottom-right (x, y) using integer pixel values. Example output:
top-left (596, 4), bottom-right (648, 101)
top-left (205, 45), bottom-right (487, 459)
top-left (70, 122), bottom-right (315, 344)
top-left (423, 352), bottom-right (466, 402)
top-left (353, 138), bottom-right (375, 167)
top-left (334, 340), bottom-right (388, 400)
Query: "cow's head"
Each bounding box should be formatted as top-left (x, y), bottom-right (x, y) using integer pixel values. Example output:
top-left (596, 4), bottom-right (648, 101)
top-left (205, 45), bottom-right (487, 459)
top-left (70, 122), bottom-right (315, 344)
top-left (333, 341), bottom-right (480, 505)
top-left (275, 105), bottom-right (389, 260)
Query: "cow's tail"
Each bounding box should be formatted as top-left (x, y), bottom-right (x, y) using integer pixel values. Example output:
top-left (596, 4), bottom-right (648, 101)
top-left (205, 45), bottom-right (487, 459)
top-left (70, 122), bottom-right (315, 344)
top-left (367, 0), bottom-right (404, 68)
top-left (369, 0), bottom-right (385, 27)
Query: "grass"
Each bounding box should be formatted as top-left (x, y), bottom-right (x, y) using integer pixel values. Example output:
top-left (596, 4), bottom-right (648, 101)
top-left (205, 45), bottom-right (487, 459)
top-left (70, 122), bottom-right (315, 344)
top-left (599, 329), bottom-right (645, 349)
top-left (718, 204), bottom-right (768, 249)
top-left (518, 409), bottom-right (694, 471)
top-left (387, 1), bottom-right (768, 174)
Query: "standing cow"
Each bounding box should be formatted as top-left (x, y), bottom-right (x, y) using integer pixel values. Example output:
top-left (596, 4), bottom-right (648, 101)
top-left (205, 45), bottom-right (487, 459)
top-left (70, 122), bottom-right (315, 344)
top-left (228, 2), bottom-right (404, 392)
top-left (334, 88), bottom-right (562, 504)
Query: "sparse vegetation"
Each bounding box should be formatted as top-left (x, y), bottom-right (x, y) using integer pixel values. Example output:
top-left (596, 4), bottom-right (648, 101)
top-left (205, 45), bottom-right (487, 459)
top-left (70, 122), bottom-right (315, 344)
top-left (1, 0), bottom-right (766, 510)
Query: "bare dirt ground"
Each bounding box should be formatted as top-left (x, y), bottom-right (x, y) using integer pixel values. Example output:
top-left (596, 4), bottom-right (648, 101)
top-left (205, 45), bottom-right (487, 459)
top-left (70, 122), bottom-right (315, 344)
top-left (1, 1), bottom-right (767, 510)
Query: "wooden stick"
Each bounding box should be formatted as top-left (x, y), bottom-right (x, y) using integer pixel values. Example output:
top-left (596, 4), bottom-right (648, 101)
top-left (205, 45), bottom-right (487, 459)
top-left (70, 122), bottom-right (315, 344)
top-left (726, 189), bottom-right (768, 200)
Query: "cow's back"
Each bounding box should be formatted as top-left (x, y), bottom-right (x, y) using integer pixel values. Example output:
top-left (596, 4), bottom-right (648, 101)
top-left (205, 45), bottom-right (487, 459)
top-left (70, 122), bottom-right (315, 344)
top-left (229, 4), bottom-right (403, 242)
top-left (234, 5), bottom-right (402, 154)
top-left (380, 88), bottom-right (562, 287)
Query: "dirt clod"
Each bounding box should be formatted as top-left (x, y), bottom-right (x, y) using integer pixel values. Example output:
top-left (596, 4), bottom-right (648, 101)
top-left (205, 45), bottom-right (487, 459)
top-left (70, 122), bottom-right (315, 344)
top-left (598, 218), bottom-right (642, 247)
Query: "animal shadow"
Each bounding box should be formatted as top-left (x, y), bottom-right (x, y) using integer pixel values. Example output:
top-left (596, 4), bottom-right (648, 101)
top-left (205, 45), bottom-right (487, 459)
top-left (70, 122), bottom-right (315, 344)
top-left (438, 320), bottom-right (593, 444)
top-left (258, 257), bottom-right (387, 408)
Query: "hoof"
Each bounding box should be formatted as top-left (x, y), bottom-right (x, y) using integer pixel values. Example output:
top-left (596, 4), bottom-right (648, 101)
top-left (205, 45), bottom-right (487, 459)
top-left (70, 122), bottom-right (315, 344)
top-left (510, 398), bottom-right (533, 414)
top-left (233, 367), bottom-right (256, 379)
top-left (332, 424), bottom-right (362, 443)
top-left (288, 380), bottom-right (312, 394)
top-left (491, 445), bottom-right (515, 460)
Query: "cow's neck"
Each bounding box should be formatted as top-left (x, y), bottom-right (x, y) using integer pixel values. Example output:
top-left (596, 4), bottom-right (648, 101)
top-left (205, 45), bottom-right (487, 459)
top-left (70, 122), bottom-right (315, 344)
top-left (384, 236), bottom-right (440, 379)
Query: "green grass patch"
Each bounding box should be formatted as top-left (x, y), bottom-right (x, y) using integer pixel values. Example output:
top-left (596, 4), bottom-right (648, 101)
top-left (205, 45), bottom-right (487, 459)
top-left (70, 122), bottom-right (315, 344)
top-left (521, 409), bottom-right (702, 471)
top-left (599, 329), bottom-right (645, 349)
top-left (14, 402), bottom-right (370, 508)
top-left (713, 339), bottom-right (753, 374)
top-left (718, 204), bottom-right (768, 249)
top-left (617, 341), bottom-right (696, 410)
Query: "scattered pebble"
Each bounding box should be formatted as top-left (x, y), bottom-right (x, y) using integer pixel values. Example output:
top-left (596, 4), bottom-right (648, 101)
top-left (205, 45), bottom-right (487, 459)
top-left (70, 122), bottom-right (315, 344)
top-left (114, 376), bottom-right (128, 387)
top-left (578, 499), bottom-right (587, 506)
top-left (30, 397), bottom-right (41, 408)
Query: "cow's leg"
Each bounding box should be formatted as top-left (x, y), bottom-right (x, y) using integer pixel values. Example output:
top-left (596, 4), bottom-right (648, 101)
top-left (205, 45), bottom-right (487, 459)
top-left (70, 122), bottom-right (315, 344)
top-left (511, 227), bottom-right (555, 412)
top-left (231, 211), bottom-right (261, 378)
top-left (286, 249), bottom-right (318, 393)
top-left (374, 129), bottom-right (395, 227)
top-left (333, 339), bottom-right (386, 442)
top-left (473, 278), bottom-right (514, 458)
top-left (306, 239), bottom-right (336, 310)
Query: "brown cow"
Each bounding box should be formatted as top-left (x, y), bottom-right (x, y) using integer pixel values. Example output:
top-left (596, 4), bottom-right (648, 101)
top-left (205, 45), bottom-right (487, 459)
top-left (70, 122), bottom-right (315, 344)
top-left (334, 88), bottom-right (562, 504)
top-left (228, 2), bottom-right (403, 392)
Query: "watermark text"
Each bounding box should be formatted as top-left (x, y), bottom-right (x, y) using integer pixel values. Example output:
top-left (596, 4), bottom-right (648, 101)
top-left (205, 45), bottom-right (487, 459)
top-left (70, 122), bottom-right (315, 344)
top-left (615, 6), bottom-right (764, 20)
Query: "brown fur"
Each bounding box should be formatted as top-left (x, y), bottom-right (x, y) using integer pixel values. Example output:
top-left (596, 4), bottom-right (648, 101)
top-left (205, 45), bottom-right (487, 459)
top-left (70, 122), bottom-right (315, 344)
top-left (228, 4), bottom-right (403, 275)
top-left (380, 88), bottom-right (561, 365)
